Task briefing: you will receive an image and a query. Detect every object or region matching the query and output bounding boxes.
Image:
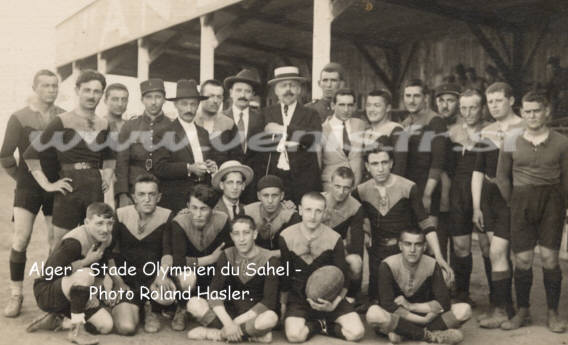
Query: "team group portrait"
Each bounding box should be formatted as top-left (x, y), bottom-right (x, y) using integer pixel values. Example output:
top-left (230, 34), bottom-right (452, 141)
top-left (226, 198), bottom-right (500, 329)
top-left (1, 0), bottom-right (567, 345)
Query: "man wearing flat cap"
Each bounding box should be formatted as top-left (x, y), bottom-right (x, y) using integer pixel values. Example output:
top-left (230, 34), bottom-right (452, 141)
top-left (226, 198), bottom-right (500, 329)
top-left (115, 78), bottom-right (171, 208)
top-left (257, 66), bottom-right (322, 204)
top-left (223, 69), bottom-right (265, 203)
top-left (306, 62), bottom-right (345, 123)
top-left (153, 79), bottom-right (220, 214)
top-left (211, 160), bottom-right (254, 220)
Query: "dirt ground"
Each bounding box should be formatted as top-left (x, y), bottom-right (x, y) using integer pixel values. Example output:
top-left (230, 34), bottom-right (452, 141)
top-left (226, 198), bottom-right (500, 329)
top-left (0, 171), bottom-right (567, 345)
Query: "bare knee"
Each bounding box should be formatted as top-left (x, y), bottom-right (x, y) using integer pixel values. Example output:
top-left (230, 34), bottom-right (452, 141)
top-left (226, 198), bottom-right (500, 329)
top-left (540, 250), bottom-right (559, 269)
top-left (451, 303), bottom-right (472, 322)
top-left (366, 305), bottom-right (391, 329)
top-left (90, 311), bottom-right (114, 334)
top-left (514, 254), bottom-right (532, 270)
top-left (256, 310), bottom-right (278, 330)
top-left (452, 237), bottom-right (471, 257)
top-left (346, 254), bottom-right (362, 278)
top-left (115, 318), bottom-right (137, 336)
top-left (285, 319), bottom-right (308, 343)
top-left (176, 271), bottom-right (197, 291)
top-left (340, 317), bottom-right (365, 341)
top-left (186, 298), bottom-right (209, 318)
top-left (71, 269), bottom-right (96, 287)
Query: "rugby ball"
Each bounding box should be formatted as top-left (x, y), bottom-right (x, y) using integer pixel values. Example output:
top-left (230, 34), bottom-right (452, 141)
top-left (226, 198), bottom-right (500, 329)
top-left (305, 265), bottom-right (344, 302)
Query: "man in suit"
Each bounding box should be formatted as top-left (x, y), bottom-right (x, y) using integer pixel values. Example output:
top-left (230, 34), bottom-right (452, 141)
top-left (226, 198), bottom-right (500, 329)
top-left (211, 160), bottom-right (254, 220)
top-left (153, 79), bottom-right (219, 213)
top-left (258, 66), bottom-right (322, 204)
top-left (320, 88), bottom-right (366, 191)
top-left (223, 69), bottom-right (264, 203)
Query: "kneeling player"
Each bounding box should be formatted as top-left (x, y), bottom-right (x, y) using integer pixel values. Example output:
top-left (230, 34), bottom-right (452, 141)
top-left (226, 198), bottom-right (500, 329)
top-left (321, 167), bottom-right (365, 301)
top-left (107, 174), bottom-right (176, 334)
top-left (366, 228), bottom-right (470, 344)
top-left (28, 203), bottom-right (115, 345)
top-left (186, 215), bottom-right (279, 342)
top-left (280, 192), bottom-right (365, 343)
top-left (170, 184), bottom-right (233, 331)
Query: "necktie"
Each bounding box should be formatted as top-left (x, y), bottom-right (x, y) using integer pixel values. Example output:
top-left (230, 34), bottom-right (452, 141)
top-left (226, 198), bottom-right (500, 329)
top-left (342, 120), bottom-right (351, 157)
top-left (277, 104), bottom-right (291, 171)
top-left (232, 204), bottom-right (238, 220)
top-left (283, 104), bottom-right (289, 119)
top-left (237, 112), bottom-right (246, 152)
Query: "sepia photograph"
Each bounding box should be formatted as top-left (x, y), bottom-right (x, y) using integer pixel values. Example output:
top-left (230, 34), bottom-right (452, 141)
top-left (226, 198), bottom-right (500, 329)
top-left (0, 0), bottom-right (567, 344)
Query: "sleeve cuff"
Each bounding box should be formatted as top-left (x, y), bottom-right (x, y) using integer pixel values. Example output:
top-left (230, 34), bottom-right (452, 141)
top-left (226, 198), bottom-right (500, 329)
top-left (393, 307), bottom-right (410, 317)
top-left (427, 168), bottom-right (442, 181)
top-left (419, 217), bottom-right (435, 232)
top-left (186, 257), bottom-right (198, 267)
top-left (208, 298), bottom-right (224, 309)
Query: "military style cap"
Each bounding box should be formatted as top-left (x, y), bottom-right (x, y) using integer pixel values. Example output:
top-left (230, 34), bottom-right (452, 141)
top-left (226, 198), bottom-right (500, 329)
top-left (140, 78), bottom-right (165, 96)
top-left (435, 83), bottom-right (461, 98)
top-left (257, 175), bottom-right (284, 192)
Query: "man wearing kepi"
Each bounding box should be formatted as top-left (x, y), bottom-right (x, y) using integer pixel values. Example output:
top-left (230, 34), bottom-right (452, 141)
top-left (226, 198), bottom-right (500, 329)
top-left (279, 192), bottom-right (365, 342)
top-left (366, 228), bottom-right (471, 345)
top-left (260, 66), bottom-right (322, 204)
top-left (107, 174), bottom-right (176, 335)
top-left (153, 79), bottom-right (218, 213)
top-left (496, 91), bottom-right (568, 333)
top-left (186, 215), bottom-right (280, 343)
top-left (27, 202), bottom-right (115, 345)
top-left (115, 78), bottom-right (170, 208)
top-left (24, 70), bottom-right (115, 248)
top-left (1, 69), bottom-right (65, 317)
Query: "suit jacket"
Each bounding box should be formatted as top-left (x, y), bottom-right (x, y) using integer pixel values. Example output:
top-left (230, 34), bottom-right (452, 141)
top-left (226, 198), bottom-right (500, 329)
top-left (195, 112), bottom-right (239, 164)
top-left (320, 117), bottom-right (367, 190)
top-left (213, 198), bottom-right (244, 220)
top-left (153, 119), bottom-right (219, 212)
top-left (223, 107), bottom-right (265, 203)
top-left (258, 103), bottom-right (322, 203)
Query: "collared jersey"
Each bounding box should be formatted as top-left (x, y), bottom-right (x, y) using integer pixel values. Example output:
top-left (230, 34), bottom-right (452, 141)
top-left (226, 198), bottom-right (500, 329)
top-left (244, 202), bottom-right (301, 250)
top-left (321, 193), bottom-right (365, 256)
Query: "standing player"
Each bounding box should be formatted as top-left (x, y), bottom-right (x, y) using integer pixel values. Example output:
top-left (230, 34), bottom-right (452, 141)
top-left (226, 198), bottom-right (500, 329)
top-left (446, 89), bottom-right (488, 305)
top-left (1, 69), bottom-right (65, 317)
top-left (471, 82), bottom-right (524, 328)
top-left (186, 215), bottom-right (280, 342)
top-left (26, 203), bottom-right (115, 345)
top-left (107, 174), bottom-right (176, 334)
top-left (496, 91), bottom-right (568, 333)
top-left (24, 70), bottom-right (115, 249)
top-left (366, 228), bottom-right (470, 344)
top-left (279, 192), bottom-right (365, 343)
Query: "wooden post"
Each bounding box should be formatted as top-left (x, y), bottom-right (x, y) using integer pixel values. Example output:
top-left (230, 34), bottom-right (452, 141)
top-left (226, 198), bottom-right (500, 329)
top-left (200, 14), bottom-right (218, 83)
top-left (138, 38), bottom-right (150, 80)
top-left (312, 0), bottom-right (333, 99)
top-left (97, 53), bottom-right (107, 74)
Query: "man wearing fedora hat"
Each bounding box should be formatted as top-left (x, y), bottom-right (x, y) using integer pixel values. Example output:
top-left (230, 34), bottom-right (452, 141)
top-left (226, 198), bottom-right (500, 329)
top-left (211, 160), bottom-right (254, 221)
top-left (259, 66), bottom-right (322, 204)
top-left (115, 78), bottom-right (171, 208)
top-left (223, 69), bottom-right (265, 203)
top-left (153, 79), bottom-right (220, 214)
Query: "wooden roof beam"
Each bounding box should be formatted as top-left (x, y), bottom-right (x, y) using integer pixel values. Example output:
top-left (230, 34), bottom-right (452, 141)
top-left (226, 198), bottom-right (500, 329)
top-left (468, 24), bottom-right (512, 83)
top-left (380, 0), bottom-right (519, 31)
top-left (355, 42), bottom-right (394, 91)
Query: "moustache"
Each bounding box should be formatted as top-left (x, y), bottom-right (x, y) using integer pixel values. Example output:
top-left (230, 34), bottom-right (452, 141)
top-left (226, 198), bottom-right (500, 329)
top-left (284, 92), bottom-right (294, 97)
top-left (182, 111), bottom-right (195, 117)
top-left (238, 97), bottom-right (248, 102)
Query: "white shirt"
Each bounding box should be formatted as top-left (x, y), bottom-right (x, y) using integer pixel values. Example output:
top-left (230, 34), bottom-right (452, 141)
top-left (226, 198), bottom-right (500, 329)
top-left (328, 115), bottom-right (352, 149)
top-left (223, 196), bottom-right (240, 220)
top-left (178, 119), bottom-right (204, 163)
top-left (233, 106), bottom-right (250, 138)
top-left (281, 102), bottom-right (297, 127)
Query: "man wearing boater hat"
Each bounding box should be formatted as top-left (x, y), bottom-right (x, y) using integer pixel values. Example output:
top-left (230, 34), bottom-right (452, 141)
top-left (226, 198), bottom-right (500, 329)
top-left (115, 78), bottom-right (171, 208)
top-left (153, 79), bottom-right (219, 213)
top-left (223, 69), bottom-right (265, 203)
top-left (259, 66), bottom-right (322, 204)
top-left (211, 160), bottom-right (254, 221)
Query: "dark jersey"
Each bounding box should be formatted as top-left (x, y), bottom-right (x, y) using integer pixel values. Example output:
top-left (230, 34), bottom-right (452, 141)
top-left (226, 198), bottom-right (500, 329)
top-left (322, 193), bottom-right (365, 256)
top-left (244, 202), bottom-right (301, 251)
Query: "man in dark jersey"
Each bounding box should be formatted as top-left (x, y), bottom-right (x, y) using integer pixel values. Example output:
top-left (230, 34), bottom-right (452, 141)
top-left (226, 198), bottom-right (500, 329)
top-left (446, 89), bottom-right (489, 306)
top-left (353, 140), bottom-right (453, 303)
top-left (280, 192), bottom-right (365, 343)
top-left (170, 184), bottom-right (233, 331)
top-left (1, 69), bottom-right (65, 317)
top-left (186, 215), bottom-right (280, 342)
top-left (24, 70), bottom-right (115, 249)
top-left (366, 228), bottom-right (470, 344)
top-left (322, 167), bottom-right (365, 301)
top-left (107, 174), bottom-right (175, 334)
top-left (244, 174), bottom-right (301, 257)
top-left (496, 91), bottom-right (568, 333)
top-left (27, 202), bottom-right (115, 345)
top-left (471, 82), bottom-right (524, 328)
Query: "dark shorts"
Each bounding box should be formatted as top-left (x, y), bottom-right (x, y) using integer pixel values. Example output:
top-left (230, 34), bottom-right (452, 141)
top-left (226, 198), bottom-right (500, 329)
top-left (368, 244), bottom-right (400, 300)
top-left (33, 278), bottom-right (100, 318)
top-left (510, 185), bottom-right (565, 253)
top-left (480, 180), bottom-right (510, 240)
top-left (52, 169), bottom-right (103, 230)
top-left (286, 297), bottom-right (355, 321)
top-left (14, 188), bottom-right (54, 216)
top-left (411, 175), bottom-right (441, 217)
top-left (449, 179), bottom-right (473, 236)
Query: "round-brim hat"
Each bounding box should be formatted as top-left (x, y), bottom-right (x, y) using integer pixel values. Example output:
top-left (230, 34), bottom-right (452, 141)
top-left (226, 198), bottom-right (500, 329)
top-left (212, 160), bottom-right (254, 190)
top-left (267, 66), bottom-right (309, 86)
top-left (166, 79), bottom-right (208, 101)
top-left (224, 69), bottom-right (261, 92)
